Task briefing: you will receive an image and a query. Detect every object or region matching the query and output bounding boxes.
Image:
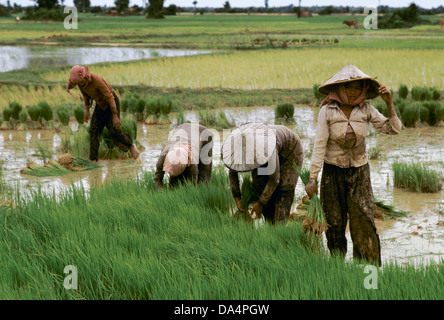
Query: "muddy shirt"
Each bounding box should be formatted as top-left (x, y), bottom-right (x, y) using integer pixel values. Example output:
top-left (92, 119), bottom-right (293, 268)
top-left (229, 125), bottom-right (303, 206)
top-left (154, 123), bottom-right (213, 188)
top-left (78, 74), bottom-right (117, 114)
top-left (309, 101), bottom-right (402, 180)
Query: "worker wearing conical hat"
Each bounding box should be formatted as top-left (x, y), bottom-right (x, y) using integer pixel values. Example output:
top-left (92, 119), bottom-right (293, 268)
top-left (155, 123), bottom-right (213, 189)
top-left (67, 65), bottom-right (141, 163)
top-left (305, 65), bottom-right (402, 266)
top-left (222, 123), bottom-right (303, 224)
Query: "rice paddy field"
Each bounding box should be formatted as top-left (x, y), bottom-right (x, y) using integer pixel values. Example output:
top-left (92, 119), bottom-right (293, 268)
top-left (0, 12), bottom-right (443, 301)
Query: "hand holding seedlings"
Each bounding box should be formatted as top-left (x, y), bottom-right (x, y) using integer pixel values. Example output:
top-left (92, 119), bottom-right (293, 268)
top-left (305, 178), bottom-right (318, 199)
top-left (235, 197), bottom-right (245, 212)
top-left (250, 202), bottom-right (263, 219)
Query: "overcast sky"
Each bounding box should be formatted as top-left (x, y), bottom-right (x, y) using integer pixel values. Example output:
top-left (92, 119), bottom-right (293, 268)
top-left (5, 0), bottom-right (442, 10)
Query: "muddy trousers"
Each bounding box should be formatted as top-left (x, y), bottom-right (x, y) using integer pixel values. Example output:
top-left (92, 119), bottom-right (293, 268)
top-left (252, 158), bottom-right (300, 224)
top-left (320, 163), bottom-right (381, 266)
top-left (89, 92), bottom-right (133, 161)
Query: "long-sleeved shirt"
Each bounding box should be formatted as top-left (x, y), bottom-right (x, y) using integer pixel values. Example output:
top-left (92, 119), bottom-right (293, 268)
top-left (229, 125), bottom-right (303, 206)
top-left (78, 74), bottom-right (117, 114)
top-left (154, 123), bottom-right (213, 188)
top-left (309, 101), bottom-right (402, 180)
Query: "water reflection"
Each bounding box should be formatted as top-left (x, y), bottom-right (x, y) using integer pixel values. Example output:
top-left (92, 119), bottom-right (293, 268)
top-left (0, 46), bottom-right (211, 72)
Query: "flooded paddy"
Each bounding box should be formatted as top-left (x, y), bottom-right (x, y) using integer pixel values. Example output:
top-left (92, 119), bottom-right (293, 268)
top-left (0, 46), bottom-right (211, 72)
top-left (0, 105), bottom-right (443, 266)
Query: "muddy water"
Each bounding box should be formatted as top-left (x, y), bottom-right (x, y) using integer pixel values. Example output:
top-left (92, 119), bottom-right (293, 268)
top-left (0, 105), bottom-right (443, 266)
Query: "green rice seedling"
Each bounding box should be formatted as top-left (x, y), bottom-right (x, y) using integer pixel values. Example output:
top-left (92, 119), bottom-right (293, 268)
top-left (368, 146), bottom-right (382, 160)
top-left (393, 97), bottom-right (408, 113)
top-left (419, 104), bottom-right (429, 123)
top-left (296, 165), bottom-right (329, 236)
top-left (421, 101), bottom-right (441, 126)
top-left (373, 198), bottom-right (408, 220)
top-left (198, 109), bottom-right (233, 130)
top-left (402, 102), bottom-right (421, 127)
top-left (38, 101), bottom-right (53, 121)
top-left (398, 84), bottom-right (409, 99)
top-left (436, 103), bottom-right (444, 123)
top-left (431, 87), bottom-right (441, 101)
top-left (411, 86), bottom-right (438, 101)
top-left (374, 101), bottom-right (388, 117)
top-left (274, 103), bottom-right (295, 124)
top-left (9, 101), bottom-right (22, 120)
top-left (176, 106), bottom-right (186, 125)
top-left (56, 105), bottom-right (70, 126)
top-left (158, 97), bottom-right (173, 116)
top-left (73, 105), bottom-right (85, 125)
top-left (59, 127), bottom-right (73, 154)
top-left (71, 125), bottom-right (90, 157)
top-left (100, 117), bottom-right (137, 159)
top-left (233, 173), bottom-right (258, 222)
top-left (18, 110), bottom-right (28, 123)
top-left (20, 156), bottom-right (100, 177)
top-left (120, 116), bottom-right (138, 141)
top-left (393, 161), bottom-right (442, 193)
top-left (27, 105), bottom-right (41, 122)
top-left (313, 84), bottom-right (324, 99)
top-left (1, 163), bottom-right (444, 299)
top-left (31, 139), bottom-right (52, 163)
top-left (2, 108), bottom-right (13, 122)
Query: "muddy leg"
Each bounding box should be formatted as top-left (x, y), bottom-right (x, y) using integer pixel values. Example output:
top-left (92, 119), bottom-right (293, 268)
top-left (321, 163), bottom-right (349, 259)
top-left (347, 164), bottom-right (382, 266)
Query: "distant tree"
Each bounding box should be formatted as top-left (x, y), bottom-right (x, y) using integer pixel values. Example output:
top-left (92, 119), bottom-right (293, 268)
top-left (164, 4), bottom-right (177, 15)
top-left (193, 1), bottom-right (197, 15)
top-left (73, 0), bottom-right (91, 12)
top-left (223, 1), bottom-right (230, 11)
top-left (146, 0), bottom-right (164, 18)
top-left (264, 0), bottom-right (268, 9)
top-left (378, 3), bottom-right (423, 28)
top-left (115, 0), bottom-right (129, 14)
top-left (33, 0), bottom-right (59, 9)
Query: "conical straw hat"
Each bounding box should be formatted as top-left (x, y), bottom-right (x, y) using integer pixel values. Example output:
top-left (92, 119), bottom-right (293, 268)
top-left (221, 123), bottom-right (277, 172)
top-left (318, 65), bottom-right (381, 99)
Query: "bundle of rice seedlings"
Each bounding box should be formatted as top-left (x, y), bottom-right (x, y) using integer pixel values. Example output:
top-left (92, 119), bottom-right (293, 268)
top-left (9, 101), bottom-right (22, 120)
top-left (274, 103), bottom-right (295, 124)
top-left (176, 106), bottom-right (186, 125)
top-left (297, 166), bottom-right (329, 235)
top-left (2, 108), bottom-right (13, 122)
top-left (393, 161), bottom-right (442, 193)
top-left (57, 105), bottom-right (70, 126)
top-left (38, 101), bottom-right (53, 121)
top-left (373, 198), bottom-right (408, 220)
top-left (27, 105), bottom-right (41, 122)
top-left (18, 110), bottom-right (28, 123)
top-left (20, 154), bottom-right (100, 177)
top-left (398, 84), bottom-right (409, 99)
top-left (233, 174), bottom-right (257, 222)
top-left (73, 106), bottom-right (85, 125)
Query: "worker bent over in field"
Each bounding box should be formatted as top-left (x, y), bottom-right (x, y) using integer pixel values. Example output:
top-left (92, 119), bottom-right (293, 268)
top-left (66, 65), bottom-right (141, 163)
top-left (222, 123), bottom-right (303, 224)
top-left (154, 123), bottom-right (214, 188)
top-left (305, 65), bottom-right (402, 266)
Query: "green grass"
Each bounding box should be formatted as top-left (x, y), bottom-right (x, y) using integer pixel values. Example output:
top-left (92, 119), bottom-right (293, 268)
top-left (0, 167), bottom-right (442, 299)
